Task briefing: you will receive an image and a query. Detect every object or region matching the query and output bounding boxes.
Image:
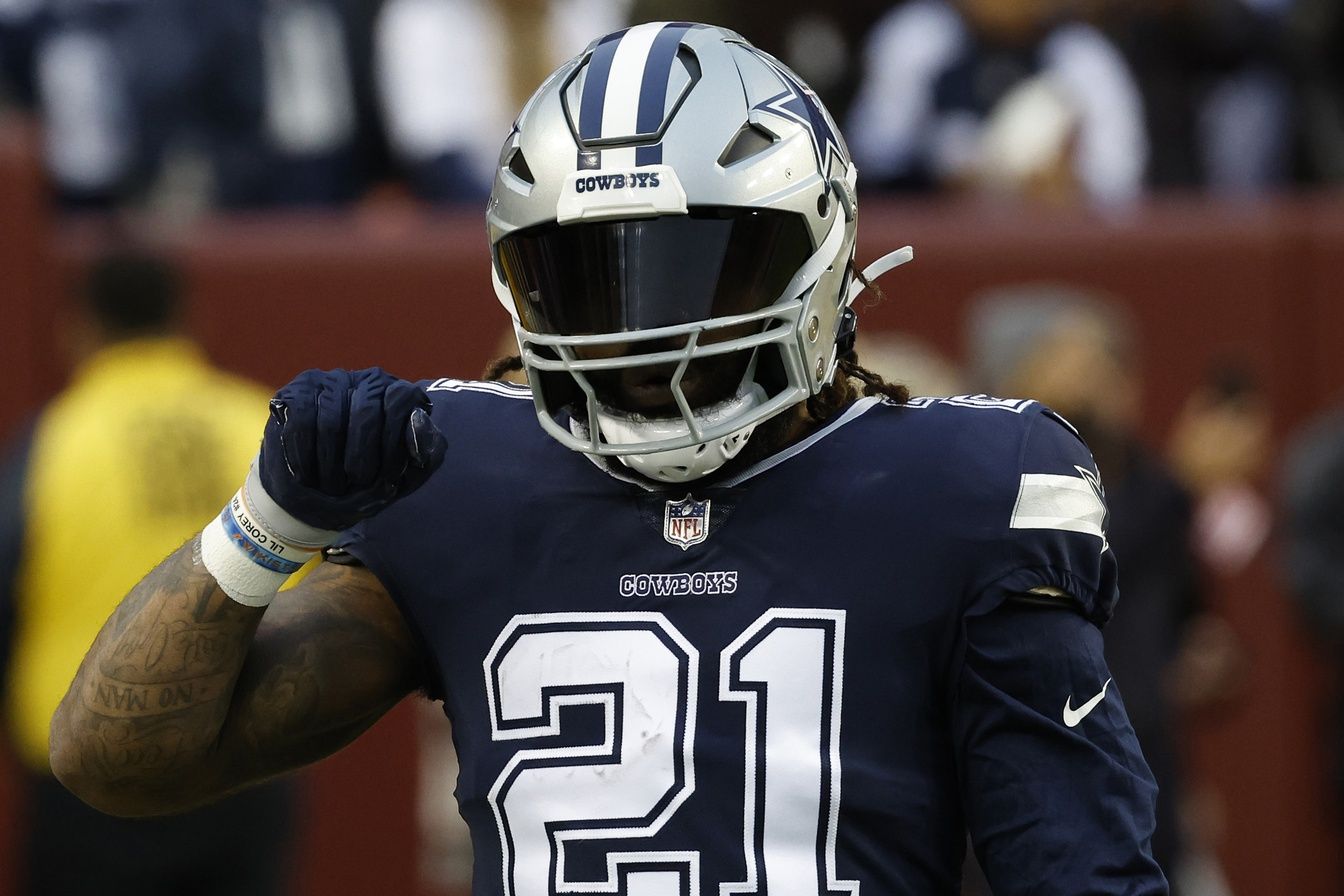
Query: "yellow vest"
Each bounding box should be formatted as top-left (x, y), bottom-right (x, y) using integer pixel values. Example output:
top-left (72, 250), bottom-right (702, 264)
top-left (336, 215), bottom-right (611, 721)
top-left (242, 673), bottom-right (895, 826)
top-left (5, 338), bottom-right (270, 771)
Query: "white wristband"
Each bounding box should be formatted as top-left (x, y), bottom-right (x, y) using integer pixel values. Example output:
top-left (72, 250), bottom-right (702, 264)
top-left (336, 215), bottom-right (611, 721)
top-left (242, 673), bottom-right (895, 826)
top-left (200, 460), bottom-right (342, 607)
top-left (240, 459), bottom-right (343, 550)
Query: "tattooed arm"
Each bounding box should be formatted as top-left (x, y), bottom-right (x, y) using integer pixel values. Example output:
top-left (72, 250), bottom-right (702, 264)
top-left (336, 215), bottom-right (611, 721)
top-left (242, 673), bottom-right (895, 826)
top-left (49, 537), bottom-right (423, 817)
top-left (50, 367), bottom-right (444, 816)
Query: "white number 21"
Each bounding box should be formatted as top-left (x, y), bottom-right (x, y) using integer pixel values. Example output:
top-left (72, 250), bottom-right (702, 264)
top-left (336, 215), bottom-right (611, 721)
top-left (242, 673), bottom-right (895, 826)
top-left (484, 610), bottom-right (859, 896)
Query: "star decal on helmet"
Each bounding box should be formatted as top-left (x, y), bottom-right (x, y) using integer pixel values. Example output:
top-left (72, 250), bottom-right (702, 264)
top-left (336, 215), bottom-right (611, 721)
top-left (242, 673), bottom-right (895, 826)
top-left (754, 56), bottom-right (846, 177)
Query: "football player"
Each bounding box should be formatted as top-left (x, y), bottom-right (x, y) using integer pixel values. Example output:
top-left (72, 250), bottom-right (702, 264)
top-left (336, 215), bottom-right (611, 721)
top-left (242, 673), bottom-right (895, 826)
top-left (49, 23), bottom-right (1167, 895)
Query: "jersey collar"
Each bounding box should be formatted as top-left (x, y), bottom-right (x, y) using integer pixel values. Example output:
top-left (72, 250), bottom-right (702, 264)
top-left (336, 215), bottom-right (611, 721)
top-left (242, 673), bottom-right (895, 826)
top-left (579, 396), bottom-right (887, 491)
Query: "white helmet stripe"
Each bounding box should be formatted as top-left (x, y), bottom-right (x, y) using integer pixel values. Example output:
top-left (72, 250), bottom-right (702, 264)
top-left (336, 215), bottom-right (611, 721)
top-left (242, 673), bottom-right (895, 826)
top-left (601, 23), bottom-right (665, 139)
top-left (598, 22), bottom-right (664, 167)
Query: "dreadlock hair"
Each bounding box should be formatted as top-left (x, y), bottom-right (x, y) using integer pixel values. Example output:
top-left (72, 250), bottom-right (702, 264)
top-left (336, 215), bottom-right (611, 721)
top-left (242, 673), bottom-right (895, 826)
top-left (483, 354), bottom-right (525, 382)
top-left (804, 268), bottom-right (909, 423)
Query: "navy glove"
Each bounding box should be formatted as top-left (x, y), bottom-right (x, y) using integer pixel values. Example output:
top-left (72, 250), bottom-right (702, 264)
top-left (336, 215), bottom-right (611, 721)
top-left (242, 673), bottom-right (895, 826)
top-left (258, 367), bottom-right (446, 532)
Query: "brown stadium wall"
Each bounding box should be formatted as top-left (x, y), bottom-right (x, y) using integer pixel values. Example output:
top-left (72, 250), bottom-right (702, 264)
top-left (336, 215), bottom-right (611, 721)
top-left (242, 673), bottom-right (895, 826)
top-left (3, 123), bottom-right (1344, 894)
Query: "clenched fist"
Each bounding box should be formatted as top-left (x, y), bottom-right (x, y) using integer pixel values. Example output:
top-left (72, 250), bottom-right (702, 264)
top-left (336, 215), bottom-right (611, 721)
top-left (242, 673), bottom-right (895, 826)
top-left (201, 367), bottom-right (445, 607)
top-left (259, 367), bottom-right (446, 533)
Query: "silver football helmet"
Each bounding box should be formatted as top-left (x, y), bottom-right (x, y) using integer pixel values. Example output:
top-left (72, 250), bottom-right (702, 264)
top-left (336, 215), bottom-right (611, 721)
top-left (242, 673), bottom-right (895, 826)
top-left (488, 22), bottom-right (911, 482)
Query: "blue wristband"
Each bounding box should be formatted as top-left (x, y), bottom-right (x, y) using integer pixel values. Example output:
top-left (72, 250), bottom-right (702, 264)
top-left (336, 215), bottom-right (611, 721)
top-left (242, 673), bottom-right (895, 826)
top-left (218, 495), bottom-right (307, 576)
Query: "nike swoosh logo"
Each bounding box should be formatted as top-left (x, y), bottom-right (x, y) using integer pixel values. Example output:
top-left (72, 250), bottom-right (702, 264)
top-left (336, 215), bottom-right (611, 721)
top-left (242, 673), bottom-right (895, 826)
top-left (1062, 678), bottom-right (1112, 728)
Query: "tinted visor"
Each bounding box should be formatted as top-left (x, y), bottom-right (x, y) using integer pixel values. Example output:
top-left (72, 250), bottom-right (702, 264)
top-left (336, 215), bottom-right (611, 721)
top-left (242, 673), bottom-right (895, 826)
top-left (496, 207), bottom-right (813, 337)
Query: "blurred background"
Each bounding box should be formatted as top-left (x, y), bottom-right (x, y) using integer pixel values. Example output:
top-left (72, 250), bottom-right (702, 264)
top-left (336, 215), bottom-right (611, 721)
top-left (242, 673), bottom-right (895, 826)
top-left (2, 0), bottom-right (1344, 893)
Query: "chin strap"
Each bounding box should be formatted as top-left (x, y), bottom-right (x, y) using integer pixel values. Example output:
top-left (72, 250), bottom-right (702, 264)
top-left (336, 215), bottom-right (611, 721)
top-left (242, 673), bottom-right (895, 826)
top-left (835, 307), bottom-right (859, 358)
top-left (845, 246), bottom-right (915, 306)
top-left (593, 382), bottom-right (769, 483)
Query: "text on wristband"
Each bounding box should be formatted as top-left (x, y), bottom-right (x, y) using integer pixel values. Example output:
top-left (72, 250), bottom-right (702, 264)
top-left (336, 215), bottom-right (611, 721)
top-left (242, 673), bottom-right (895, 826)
top-left (221, 497), bottom-right (308, 575)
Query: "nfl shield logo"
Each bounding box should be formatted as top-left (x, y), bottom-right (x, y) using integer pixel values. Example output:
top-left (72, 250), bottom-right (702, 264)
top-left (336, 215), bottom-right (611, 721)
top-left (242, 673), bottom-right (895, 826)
top-left (663, 495), bottom-right (711, 550)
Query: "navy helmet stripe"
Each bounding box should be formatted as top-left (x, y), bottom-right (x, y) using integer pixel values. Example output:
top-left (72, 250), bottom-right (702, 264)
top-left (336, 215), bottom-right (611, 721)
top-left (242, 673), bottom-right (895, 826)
top-left (578, 30), bottom-right (626, 142)
top-left (636, 23), bottom-right (691, 137)
top-left (630, 23), bottom-right (692, 167)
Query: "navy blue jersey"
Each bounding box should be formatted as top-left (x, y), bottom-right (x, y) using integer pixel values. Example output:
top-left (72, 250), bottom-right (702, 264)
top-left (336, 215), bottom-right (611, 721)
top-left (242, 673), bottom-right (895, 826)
top-left (337, 381), bottom-right (1166, 896)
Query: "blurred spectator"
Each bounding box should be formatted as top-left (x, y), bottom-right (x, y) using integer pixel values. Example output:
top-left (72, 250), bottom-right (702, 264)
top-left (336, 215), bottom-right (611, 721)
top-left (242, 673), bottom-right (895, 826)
top-left (0, 249), bottom-right (296, 895)
top-left (0, 0), bottom-right (45, 109)
top-left (1288, 0), bottom-right (1344, 183)
top-left (966, 285), bottom-right (1241, 891)
top-left (34, 0), bottom-right (366, 209)
top-left (846, 0), bottom-right (1147, 205)
top-left (1281, 404), bottom-right (1344, 806)
top-left (1168, 366), bottom-right (1273, 575)
top-left (1100, 0), bottom-right (1296, 194)
top-left (373, 0), bottom-right (629, 202)
top-left (626, 1), bottom-right (876, 113)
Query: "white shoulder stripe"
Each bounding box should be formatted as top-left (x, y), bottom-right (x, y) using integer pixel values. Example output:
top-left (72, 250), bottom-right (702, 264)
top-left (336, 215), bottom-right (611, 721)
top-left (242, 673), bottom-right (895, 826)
top-left (426, 378), bottom-right (533, 400)
top-left (1010, 473), bottom-right (1107, 540)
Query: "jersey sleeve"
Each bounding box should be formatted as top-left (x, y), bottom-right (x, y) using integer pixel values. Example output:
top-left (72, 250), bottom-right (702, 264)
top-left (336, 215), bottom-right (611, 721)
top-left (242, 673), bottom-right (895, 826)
top-left (331, 518), bottom-right (447, 703)
top-left (952, 407), bottom-right (1166, 893)
top-left (953, 600), bottom-right (1167, 894)
top-left (970, 407), bottom-right (1119, 626)
top-left (325, 379), bottom-right (527, 704)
